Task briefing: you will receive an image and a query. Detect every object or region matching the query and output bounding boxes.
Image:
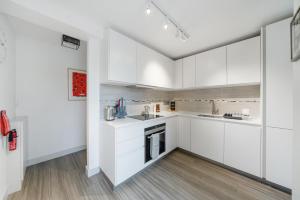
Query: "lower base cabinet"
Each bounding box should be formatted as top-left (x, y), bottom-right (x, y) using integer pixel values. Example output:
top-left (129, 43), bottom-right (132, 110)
top-left (177, 117), bottom-right (191, 151)
top-left (166, 117), bottom-right (178, 152)
top-left (224, 123), bottom-right (261, 177)
top-left (266, 127), bottom-right (292, 189)
top-left (191, 119), bottom-right (224, 163)
top-left (116, 148), bottom-right (144, 185)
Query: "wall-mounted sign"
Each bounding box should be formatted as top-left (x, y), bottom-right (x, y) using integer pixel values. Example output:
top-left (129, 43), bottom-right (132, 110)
top-left (68, 68), bottom-right (87, 101)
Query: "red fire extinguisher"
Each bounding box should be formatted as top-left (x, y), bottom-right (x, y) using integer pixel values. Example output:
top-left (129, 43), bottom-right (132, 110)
top-left (0, 110), bottom-right (11, 136)
top-left (8, 129), bottom-right (17, 151)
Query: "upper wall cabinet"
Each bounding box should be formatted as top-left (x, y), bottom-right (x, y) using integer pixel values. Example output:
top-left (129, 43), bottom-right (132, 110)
top-left (182, 55), bottom-right (196, 88)
top-left (137, 44), bottom-right (174, 88)
top-left (227, 36), bottom-right (261, 85)
top-left (196, 47), bottom-right (227, 87)
top-left (104, 29), bottom-right (137, 84)
top-left (174, 59), bottom-right (183, 89)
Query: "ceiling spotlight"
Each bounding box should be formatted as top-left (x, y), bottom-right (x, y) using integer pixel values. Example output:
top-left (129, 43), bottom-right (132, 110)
top-left (145, 0), bottom-right (152, 15)
top-left (145, 7), bottom-right (151, 15)
top-left (163, 19), bottom-right (169, 30)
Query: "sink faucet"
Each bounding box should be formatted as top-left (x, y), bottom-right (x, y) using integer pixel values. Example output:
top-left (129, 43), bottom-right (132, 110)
top-left (210, 100), bottom-right (219, 115)
top-left (144, 105), bottom-right (150, 115)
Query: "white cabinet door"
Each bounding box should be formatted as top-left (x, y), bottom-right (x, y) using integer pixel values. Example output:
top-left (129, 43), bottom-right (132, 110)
top-left (266, 127), bottom-right (292, 189)
top-left (116, 148), bottom-right (144, 185)
top-left (107, 29), bottom-right (137, 84)
top-left (196, 47), bottom-right (227, 87)
top-left (227, 36), bottom-right (261, 85)
top-left (174, 59), bottom-right (183, 89)
top-left (191, 119), bottom-right (224, 163)
top-left (224, 123), bottom-right (261, 177)
top-left (166, 117), bottom-right (178, 152)
top-left (137, 44), bottom-right (173, 88)
top-left (177, 117), bottom-right (191, 151)
top-left (266, 18), bottom-right (293, 130)
top-left (182, 56), bottom-right (196, 88)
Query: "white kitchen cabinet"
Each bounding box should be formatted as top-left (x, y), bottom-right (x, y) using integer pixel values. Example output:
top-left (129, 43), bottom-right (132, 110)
top-left (227, 36), bottom-right (261, 85)
top-left (224, 123), bottom-right (261, 177)
top-left (182, 55), bottom-right (196, 88)
top-left (166, 117), bottom-right (178, 152)
top-left (266, 127), bottom-right (293, 189)
top-left (137, 44), bottom-right (174, 88)
top-left (191, 119), bottom-right (224, 163)
top-left (116, 148), bottom-right (144, 184)
top-left (174, 59), bottom-right (183, 89)
top-left (104, 29), bottom-right (137, 84)
top-left (177, 117), bottom-right (191, 151)
top-left (196, 47), bottom-right (227, 87)
top-left (266, 18), bottom-right (293, 130)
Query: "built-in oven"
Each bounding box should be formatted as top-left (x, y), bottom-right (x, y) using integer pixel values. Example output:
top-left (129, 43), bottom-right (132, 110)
top-left (144, 123), bottom-right (166, 163)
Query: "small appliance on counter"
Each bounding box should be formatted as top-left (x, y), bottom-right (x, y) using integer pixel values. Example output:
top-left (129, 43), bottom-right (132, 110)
top-left (155, 104), bottom-right (160, 113)
top-left (104, 106), bottom-right (115, 121)
top-left (170, 101), bottom-right (176, 111)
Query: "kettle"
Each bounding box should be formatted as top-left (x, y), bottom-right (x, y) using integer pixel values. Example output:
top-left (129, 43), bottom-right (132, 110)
top-left (104, 106), bottom-right (115, 121)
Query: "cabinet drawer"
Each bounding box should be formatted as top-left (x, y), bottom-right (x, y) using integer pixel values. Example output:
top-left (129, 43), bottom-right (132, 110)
top-left (116, 125), bottom-right (144, 143)
top-left (117, 136), bottom-right (144, 156)
top-left (116, 148), bottom-right (144, 185)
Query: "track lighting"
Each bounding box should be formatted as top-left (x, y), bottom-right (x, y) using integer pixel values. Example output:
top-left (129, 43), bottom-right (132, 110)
top-left (144, 0), bottom-right (190, 41)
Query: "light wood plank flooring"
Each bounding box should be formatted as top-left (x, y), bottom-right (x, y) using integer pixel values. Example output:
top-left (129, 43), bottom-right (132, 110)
top-left (9, 150), bottom-right (291, 200)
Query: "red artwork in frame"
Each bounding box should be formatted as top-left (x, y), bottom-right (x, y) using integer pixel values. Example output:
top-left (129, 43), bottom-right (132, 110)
top-left (68, 68), bottom-right (87, 101)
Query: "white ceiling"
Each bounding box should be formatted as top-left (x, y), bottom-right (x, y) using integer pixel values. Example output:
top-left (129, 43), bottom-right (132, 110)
top-left (12, 0), bottom-right (294, 59)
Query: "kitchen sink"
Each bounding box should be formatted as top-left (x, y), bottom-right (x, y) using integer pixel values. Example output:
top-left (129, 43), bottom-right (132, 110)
top-left (197, 114), bottom-right (223, 118)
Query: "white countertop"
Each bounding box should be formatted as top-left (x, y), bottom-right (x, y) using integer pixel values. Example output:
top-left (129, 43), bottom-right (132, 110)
top-left (100, 111), bottom-right (262, 128)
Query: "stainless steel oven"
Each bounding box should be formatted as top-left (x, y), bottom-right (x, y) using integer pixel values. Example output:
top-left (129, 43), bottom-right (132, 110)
top-left (144, 123), bottom-right (166, 163)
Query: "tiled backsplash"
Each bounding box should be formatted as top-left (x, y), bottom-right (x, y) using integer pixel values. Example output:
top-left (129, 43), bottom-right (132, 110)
top-left (100, 85), bottom-right (171, 118)
top-left (169, 85), bottom-right (261, 118)
top-left (100, 85), bottom-right (261, 119)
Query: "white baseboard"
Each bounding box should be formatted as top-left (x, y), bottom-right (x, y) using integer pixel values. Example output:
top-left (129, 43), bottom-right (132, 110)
top-left (85, 166), bottom-right (100, 177)
top-left (26, 145), bottom-right (86, 167)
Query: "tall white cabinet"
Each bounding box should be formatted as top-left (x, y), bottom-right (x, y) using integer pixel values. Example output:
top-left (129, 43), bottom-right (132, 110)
top-left (265, 18), bottom-right (293, 189)
top-left (227, 36), bottom-right (261, 85)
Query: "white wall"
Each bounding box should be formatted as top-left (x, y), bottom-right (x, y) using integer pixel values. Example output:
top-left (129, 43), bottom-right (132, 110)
top-left (294, 2), bottom-right (300, 200)
top-left (14, 19), bottom-right (87, 165)
top-left (0, 14), bottom-right (16, 200)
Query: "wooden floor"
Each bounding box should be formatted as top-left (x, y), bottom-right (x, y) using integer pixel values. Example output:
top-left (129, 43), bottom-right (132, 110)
top-left (9, 150), bottom-right (291, 200)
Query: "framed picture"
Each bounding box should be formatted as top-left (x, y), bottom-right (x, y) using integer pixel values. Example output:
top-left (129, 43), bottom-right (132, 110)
top-left (291, 6), bottom-right (300, 62)
top-left (68, 68), bottom-right (87, 101)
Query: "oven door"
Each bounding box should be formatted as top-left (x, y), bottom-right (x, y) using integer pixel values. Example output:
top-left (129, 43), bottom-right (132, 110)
top-left (145, 130), bottom-right (165, 163)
